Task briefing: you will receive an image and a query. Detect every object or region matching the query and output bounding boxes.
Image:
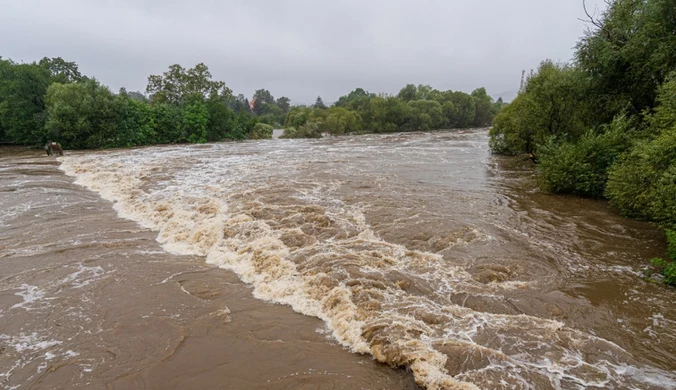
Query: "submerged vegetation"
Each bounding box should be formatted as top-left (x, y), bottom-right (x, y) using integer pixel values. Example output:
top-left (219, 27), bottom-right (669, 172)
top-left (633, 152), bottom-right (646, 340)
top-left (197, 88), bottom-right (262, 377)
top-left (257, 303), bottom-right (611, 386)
top-left (648, 230), bottom-right (676, 286)
top-left (489, 0), bottom-right (676, 283)
top-left (0, 56), bottom-right (500, 149)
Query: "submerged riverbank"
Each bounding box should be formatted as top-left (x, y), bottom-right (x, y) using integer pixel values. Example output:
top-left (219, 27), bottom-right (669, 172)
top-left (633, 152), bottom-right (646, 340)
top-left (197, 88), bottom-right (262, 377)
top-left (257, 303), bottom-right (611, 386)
top-left (2, 129), bottom-right (675, 389)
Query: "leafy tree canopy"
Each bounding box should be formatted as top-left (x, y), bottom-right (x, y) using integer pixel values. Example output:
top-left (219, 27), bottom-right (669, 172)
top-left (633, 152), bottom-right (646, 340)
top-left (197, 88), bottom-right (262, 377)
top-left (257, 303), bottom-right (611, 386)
top-left (146, 63), bottom-right (232, 105)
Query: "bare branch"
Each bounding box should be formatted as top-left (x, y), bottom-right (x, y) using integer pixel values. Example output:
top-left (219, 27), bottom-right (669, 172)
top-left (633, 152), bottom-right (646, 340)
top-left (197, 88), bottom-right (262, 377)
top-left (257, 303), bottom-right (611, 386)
top-left (579, 0), bottom-right (604, 29)
top-left (578, 0), bottom-right (619, 44)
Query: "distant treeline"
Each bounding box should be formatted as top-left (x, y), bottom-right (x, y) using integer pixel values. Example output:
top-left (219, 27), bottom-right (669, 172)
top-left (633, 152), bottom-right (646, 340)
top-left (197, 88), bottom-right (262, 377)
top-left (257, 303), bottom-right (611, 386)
top-left (488, 0), bottom-right (675, 283)
top-left (281, 86), bottom-right (502, 138)
top-left (0, 59), bottom-right (281, 148)
top-left (0, 56), bottom-right (501, 149)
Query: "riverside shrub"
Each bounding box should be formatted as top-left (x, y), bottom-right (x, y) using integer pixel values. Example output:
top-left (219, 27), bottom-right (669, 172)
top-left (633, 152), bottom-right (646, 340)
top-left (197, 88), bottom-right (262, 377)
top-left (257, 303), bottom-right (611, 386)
top-left (537, 116), bottom-right (632, 197)
top-left (249, 123), bottom-right (273, 140)
top-left (605, 126), bottom-right (676, 225)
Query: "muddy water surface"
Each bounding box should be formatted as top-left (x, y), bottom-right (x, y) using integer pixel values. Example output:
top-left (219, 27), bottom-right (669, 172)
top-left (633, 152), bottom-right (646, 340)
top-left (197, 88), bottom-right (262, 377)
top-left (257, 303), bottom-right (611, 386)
top-left (1, 129), bottom-right (675, 389)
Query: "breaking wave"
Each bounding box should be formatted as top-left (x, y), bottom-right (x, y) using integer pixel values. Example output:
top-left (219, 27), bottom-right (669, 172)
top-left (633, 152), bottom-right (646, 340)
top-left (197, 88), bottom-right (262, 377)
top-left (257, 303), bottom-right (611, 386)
top-left (59, 134), bottom-right (676, 389)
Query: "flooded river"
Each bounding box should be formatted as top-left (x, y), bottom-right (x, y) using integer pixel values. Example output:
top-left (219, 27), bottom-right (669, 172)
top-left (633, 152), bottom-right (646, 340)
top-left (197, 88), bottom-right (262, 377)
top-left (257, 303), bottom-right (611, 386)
top-left (1, 129), bottom-right (675, 389)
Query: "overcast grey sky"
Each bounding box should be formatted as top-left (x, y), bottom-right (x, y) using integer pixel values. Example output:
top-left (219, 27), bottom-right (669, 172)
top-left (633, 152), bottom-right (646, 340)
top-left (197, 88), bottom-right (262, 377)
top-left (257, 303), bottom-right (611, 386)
top-left (1, 0), bottom-right (606, 104)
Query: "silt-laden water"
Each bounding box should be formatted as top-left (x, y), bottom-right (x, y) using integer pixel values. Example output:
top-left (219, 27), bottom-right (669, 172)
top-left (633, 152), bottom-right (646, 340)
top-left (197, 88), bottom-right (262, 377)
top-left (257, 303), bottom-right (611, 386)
top-left (1, 129), bottom-right (675, 389)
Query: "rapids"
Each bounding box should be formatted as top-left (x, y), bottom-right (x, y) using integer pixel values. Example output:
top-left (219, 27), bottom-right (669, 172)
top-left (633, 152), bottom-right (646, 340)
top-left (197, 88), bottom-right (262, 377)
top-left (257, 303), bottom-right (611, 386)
top-left (2, 129), bottom-right (675, 389)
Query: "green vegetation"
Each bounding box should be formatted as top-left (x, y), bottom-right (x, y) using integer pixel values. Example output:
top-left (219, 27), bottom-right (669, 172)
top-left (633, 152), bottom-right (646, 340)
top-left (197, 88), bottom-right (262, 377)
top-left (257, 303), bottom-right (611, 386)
top-left (0, 59), bottom-right (292, 148)
top-left (537, 116), bottom-right (633, 197)
top-left (648, 230), bottom-right (676, 286)
top-left (489, 61), bottom-right (591, 155)
top-left (489, 0), bottom-right (676, 283)
top-left (281, 85), bottom-right (500, 138)
top-left (249, 123), bottom-right (273, 140)
top-left (1, 54), bottom-right (499, 148)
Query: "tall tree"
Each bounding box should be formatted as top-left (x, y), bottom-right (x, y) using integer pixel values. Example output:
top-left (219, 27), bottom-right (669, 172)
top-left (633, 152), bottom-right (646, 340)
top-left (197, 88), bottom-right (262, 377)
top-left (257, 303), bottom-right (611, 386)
top-left (0, 60), bottom-right (52, 145)
top-left (314, 96), bottom-right (327, 109)
top-left (152, 103), bottom-right (182, 144)
top-left (252, 89), bottom-right (275, 115)
top-left (231, 94), bottom-right (251, 113)
top-left (397, 84), bottom-right (418, 102)
top-left (181, 94), bottom-right (209, 143)
top-left (116, 92), bottom-right (155, 146)
top-left (44, 79), bottom-right (121, 149)
top-left (576, 0), bottom-right (676, 122)
top-left (276, 96), bottom-right (291, 113)
top-left (335, 88), bottom-right (374, 110)
top-left (471, 87), bottom-right (495, 127)
top-left (146, 63), bottom-right (232, 105)
top-left (38, 57), bottom-right (82, 83)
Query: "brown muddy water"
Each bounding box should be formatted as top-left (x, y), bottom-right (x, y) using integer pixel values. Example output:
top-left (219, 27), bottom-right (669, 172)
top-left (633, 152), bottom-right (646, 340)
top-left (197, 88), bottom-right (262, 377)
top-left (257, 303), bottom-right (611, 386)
top-left (1, 129), bottom-right (675, 389)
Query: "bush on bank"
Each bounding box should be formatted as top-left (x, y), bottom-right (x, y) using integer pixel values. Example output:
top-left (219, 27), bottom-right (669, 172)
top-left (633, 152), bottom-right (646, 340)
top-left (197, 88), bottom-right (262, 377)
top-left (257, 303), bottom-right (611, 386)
top-left (488, 0), bottom-right (676, 283)
top-left (537, 116), bottom-right (634, 198)
top-left (249, 123), bottom-right (273, 140)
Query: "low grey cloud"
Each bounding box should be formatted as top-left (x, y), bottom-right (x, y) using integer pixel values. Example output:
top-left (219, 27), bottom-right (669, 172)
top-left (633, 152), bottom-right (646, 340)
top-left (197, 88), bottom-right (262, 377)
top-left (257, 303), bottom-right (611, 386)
top-left (1, 0), bottom-right (607, 104)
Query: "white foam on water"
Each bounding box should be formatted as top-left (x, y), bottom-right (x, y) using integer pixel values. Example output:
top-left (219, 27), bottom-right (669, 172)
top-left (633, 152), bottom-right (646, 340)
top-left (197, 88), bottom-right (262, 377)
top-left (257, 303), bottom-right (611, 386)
top-left (0, 332), bottom-right (62, 353)
top-left (58, 143), bottom-right (676, 390)
top-left (0, 332), bottom-right (83, 387)
top-left (58, 263), bottom-right (107, 289)
top-left (11, 284), bottom-right (49, 311)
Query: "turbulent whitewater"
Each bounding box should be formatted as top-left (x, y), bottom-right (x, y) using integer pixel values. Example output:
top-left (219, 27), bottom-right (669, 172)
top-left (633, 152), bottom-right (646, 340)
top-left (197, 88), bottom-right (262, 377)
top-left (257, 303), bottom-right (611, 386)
top-left (58, 130), bottom-right (676, 389)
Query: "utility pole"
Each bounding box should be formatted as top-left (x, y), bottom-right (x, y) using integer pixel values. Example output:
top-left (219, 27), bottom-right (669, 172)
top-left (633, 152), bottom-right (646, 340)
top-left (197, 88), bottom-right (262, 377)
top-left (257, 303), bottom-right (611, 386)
top-left (519, 70), bottom-right (526, 93)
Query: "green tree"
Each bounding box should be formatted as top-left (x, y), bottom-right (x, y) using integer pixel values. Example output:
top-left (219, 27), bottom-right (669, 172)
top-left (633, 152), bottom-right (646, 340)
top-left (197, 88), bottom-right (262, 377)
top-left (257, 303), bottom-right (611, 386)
top-left (44, 79), bottom-right (121, 149)
top-left (576, 0), bottom-right (676, 123)
top-left (397, 84), bottom-right (418, 102)
top-left (492, 97), bottom-right (506, 115)
top-left (335, 88), bottom-right (374, 111)
top-left (606, 126), bottom-right (676, 226)
top-left (231, 94), bottom-right (251, 113)
top-left (448, 92), bottom-right (476, 128)
top-left (252, 89), bottom-right (276, 116)
top-left (605, 77), bottom-right (676, 225)
top-left (249, 123), bottom-right (274, 139)
top-left (0, 60), bottom-right (52, 145)
top-left (396, 84), bottom-right (435, 102)
top-left (38, 57), bottom-right (82, 83)
top-left (181, 94), bottom-right (209, 143)
top-left (152, 103), bottom-right (182, 143)
top-left (295, 119), bottom-right (324, 138)
top-left (471, 87), bottom-right (495, 127)
top-left (537, 116), bottom-right (633, 197)
top-left (314, 96), bottom-right (327, 109)
top-left (647, 74), bottom-right (676, 134)
top-left (126, 91), bottom-right (148, 103)
top-left (206, 99), bottom-right (235, 142)
top-left (489, 60), bottom-right (590, 154)
top-left (229, 112), bottom-right (257, 140)
top-left (416, 85), bottom-right (434, 100)
top-left (284, 106), bottom-right (313, 128)
top-left (276, 96), bottom-right (291, 113)
top-left (489, 97), bottom-right (531, 154)
top-left (324, 107), bottom-right (361, 136)
top-left (253, 89), bottom-right (275, 104)
top-left (116, 92), bottom-right (156, 146)
top-left (257, 103), bottom-right (284, 125)
top-left (364, 96), bottom-right (408, 133)
top-left (487, 0), bottom-right (676, 234)
top-left (146, 63), bottom-right (231, 105)
top-left (406, 100), bottom-right (443, 131)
